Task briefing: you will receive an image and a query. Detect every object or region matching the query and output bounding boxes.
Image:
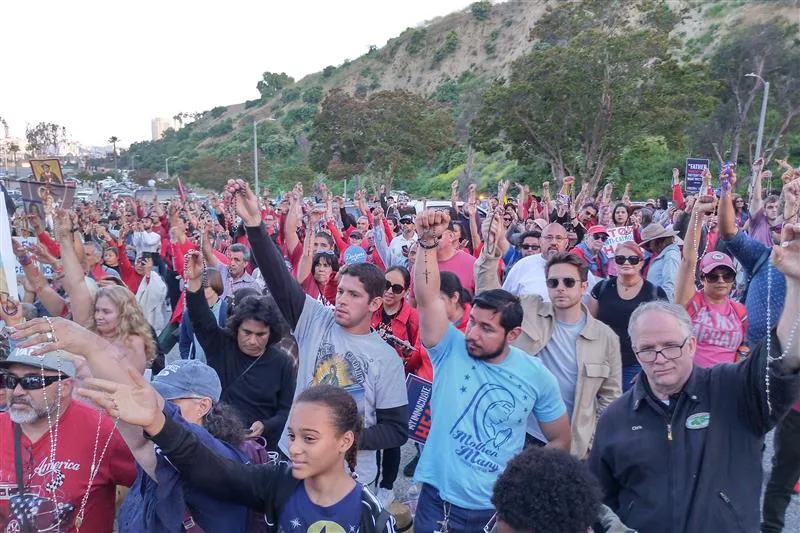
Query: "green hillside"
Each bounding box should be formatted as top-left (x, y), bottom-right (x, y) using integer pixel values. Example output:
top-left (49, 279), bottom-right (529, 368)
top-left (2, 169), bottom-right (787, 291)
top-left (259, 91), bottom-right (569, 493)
top-left (125, 0), bottom-right (800, 199)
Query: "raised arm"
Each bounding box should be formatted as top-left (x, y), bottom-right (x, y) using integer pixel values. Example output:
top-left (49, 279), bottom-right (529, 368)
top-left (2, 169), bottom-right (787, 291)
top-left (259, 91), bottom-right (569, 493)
top-left (227, 180), bottom-right (307, 328)
top-left (283, 184), bottom-right (303, 257)
top-left (771, 219), bottom-right (800, 371)
top-left (296, 208), bottom-right (325, 284)
top-left (749, 159), bottom-right (766, 214)
top-left (414, 210), bottom-right (452, 348)
top-left (718, 169), bottom-right (738, 240)
top-left (475, 210), bottom-right (509, 293)
top-left (54, 210), bottom-right (94, 328)
top-left (450, 180), bottom-right (459, 212)
top-left (675, 196), bottom-right (715, 306)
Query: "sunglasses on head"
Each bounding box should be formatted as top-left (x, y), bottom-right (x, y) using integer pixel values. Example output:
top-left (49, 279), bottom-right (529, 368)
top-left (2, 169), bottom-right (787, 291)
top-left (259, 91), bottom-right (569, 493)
top-left (3, 374), bottom-right (66, 390)
top-left (521, 244), bottom-right (540, 251)
top-left (546, 277), bottom-right (578, 289)
top-left (592, 234), bottom-right (609, 242)
top-left (385, 281), bottom-right (406, 294)
top-left (615, 255), bottom-right (641, 265)
top-left (703, 270), bottom-right (735, 283)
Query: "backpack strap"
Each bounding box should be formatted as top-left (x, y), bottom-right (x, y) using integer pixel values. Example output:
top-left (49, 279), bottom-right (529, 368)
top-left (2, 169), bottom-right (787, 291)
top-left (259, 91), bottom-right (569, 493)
top-left (374, 509), bottom-right (394, 533)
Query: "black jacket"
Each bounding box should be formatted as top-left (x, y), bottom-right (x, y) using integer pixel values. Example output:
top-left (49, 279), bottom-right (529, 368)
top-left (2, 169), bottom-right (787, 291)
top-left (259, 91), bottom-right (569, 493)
top-left (186, 288), bottom-right (295, 447)
top-left (589, 329), bottom-right (800, 533)
top-left (150, 414), bottom-right (396, 533)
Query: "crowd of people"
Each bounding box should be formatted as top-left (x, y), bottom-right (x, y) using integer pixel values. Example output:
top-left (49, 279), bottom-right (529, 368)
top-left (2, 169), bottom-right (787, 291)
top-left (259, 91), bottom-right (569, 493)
top-left (0, 157), bottom-right (799, 533)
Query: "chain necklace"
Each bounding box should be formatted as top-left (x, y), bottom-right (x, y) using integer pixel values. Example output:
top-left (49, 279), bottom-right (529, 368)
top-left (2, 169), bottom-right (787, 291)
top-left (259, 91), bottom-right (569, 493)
top-left (74, 410), bottom-right (120, 531)
top-left (39, 354), bottom-right (64, 498)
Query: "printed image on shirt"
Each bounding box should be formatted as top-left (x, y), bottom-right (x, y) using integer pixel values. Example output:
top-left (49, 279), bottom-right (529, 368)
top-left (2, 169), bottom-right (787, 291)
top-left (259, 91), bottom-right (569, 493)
top-left (312, 342), bottom-right (368, 389)
top-left (0, 484), bottom-right (75, 533)
top-left (280, 519), bottom-right (357, 533)
top-left (450, 382), bottom-right (519, 473)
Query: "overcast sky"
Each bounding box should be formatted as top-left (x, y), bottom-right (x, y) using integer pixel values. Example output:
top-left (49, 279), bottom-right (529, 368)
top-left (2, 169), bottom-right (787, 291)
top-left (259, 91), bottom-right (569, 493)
top-left (1, 0), bottom-right (475, 147)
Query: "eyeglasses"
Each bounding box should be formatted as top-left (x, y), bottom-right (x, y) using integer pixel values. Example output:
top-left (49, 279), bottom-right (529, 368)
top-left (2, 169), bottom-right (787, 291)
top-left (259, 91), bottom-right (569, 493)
top-left (520, 244), bottom-right (540, 251)
top-left (546, 277), bottom-right (578, 289)
top-left (703, 270), bottom-right (735, 283)
top-left (400, 219), bottom-right (414, 225)
top-left (3, 374), bottom-right (66, 390)
top-left (592, 234), bottom-right (609, 242)
top-left (542, 235), bottom-right (567, 242)
top-left (634, 336), bottom-right (689, 363)
top-left (615, 255), bottom-right (641, 265)
top-left (385, 281), bottom-right (406, 294)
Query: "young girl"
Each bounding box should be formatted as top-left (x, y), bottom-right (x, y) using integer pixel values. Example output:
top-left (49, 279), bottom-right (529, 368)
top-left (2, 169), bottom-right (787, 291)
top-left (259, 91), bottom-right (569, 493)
top-left (81, 378), bottom-right (395, 533)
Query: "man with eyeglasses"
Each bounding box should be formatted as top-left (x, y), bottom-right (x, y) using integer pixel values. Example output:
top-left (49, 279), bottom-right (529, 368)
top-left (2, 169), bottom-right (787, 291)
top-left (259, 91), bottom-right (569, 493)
top-left (500, 223), bottom-right (599, 301)
top-left (572, 225), bottom-right (610, 279)
top-left (0, 346), bottom-right (136, 533)
top-left (589, 238), bottom-right (800, 533)
top-left (477, 215), bottom-right (620, 458)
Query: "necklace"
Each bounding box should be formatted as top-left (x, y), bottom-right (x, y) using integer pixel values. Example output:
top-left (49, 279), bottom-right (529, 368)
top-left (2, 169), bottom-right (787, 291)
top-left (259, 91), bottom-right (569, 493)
top-left (764, 258), bottom-right (800, 417)
top-left (74, 410), bottom-right (120, 530)
top-left (35, 350), bottom-right (65, 527)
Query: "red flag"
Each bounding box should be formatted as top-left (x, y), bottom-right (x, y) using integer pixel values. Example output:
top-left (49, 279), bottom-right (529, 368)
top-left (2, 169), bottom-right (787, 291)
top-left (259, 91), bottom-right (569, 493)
top-left (176, 177), bottom-right (186, 201)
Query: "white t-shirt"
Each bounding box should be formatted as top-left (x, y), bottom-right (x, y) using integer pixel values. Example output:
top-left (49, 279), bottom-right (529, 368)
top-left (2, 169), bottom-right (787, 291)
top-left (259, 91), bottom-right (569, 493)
top-left (502, 253), bottom-right (599, 301)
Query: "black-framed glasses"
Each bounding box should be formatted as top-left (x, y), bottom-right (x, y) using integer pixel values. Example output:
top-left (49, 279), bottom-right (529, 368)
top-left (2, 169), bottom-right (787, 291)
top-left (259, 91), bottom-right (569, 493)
top-left (615, 255), bottom-right (641, 265)
top-left (3, 374), bottom-right (67, 390)
top-left (592, 234), bottom-right (609, 242)
top-left (385, 281), bottom-right (406, 294)
top-left (546, 277), bottom-right (577, 289)
top-left (703, 270), bottom-right (735, 283)
top-left (520, 244), bottom-right (540, 251)
top-left (634, 336), bottom-right (689, 363)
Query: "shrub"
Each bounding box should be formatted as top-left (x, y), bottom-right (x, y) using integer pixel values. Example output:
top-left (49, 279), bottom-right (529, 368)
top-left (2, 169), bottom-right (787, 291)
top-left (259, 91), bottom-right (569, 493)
top-left (281, 87), bottom-right (301, 103)
top-left (244, 99), bottom-right (262, 109)
top-left (322, 65), bottom-right (336, 78)
top-left (354, 83), bottom-right (369, 99)
top-left (282, 105), bottom-right (317, 126)
top-left (432, 31), bottom-right (459, 66)
top-left (207, 119), bottom-right (233, 137)
top-left (471, 1), bottom-right (492, 21)
top-left (302, 86), bottom-right (325, 104)
top-left (407, 29), bottom-right (427, 56)
top-left (210, 106), bottom-right (227, 118)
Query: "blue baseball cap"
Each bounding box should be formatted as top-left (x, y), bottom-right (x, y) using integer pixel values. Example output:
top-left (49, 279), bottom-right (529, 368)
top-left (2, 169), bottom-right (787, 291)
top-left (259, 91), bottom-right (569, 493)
top-left (152, 360), bottom-right (221, 403)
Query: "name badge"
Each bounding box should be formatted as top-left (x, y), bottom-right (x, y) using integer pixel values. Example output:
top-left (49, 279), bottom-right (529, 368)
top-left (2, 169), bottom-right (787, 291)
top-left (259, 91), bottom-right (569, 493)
top-left (686, 412), bottom-right (710, 429)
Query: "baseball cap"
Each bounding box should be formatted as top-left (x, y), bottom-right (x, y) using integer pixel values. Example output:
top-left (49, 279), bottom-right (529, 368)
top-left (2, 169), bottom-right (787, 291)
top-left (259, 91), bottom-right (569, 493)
top-left (399, 215), bottom-right (414, 224)
top-left (699, 251), bottom-right (735, 274)
top-left (152, 360), bottom-right (222, 402)
top-left (587, 225), bottom-right (608, 236)
top-left (0, 344), bottom-right (76, 377)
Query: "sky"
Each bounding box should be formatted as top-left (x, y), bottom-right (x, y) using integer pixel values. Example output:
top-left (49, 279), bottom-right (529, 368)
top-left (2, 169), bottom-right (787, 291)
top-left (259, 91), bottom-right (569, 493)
top-left (1, 0), bottom-right (475, 147)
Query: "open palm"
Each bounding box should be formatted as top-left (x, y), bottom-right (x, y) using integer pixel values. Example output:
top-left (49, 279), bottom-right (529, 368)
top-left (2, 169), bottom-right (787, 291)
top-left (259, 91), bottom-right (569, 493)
top-left (81, 369), bottom-right (162, 429)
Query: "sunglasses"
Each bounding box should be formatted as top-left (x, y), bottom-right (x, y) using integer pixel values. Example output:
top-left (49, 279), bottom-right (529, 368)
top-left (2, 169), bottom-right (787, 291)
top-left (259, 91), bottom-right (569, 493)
top-left (615, 255), bottom-right (641, 265)
top-left (520, 244), bottom-right (540, 251)
top-left (400, 219), bottom-right (414, 225)
top-left (385, 281), bottom-right (406, 294)
top-left (703, 271), bottom-right (735, 283)
top-left (3, 374), bottom-right (66, 390)
top-left (546, 277), bottom-right (578, 289)
top-left (592, 234), bottom-right (609, 242)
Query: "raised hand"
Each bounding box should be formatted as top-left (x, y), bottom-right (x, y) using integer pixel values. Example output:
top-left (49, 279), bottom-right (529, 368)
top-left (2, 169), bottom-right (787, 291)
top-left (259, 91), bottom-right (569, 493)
top-left (80, 369), bottom-right (164, 431)
top-left (12, 316), bottom-right (105, 357)
top-left (225, 179), bottom-right (261, 226)
top-left (372, 206), bottom-right (385, 221)
top-left (773, 223), bottom-right (800, 281)
top-left (563, 176), bottom-right (576, 186)
top-left (29, 243), bottom-right (57, 265)
top-left (308, 207), bottom-right (326, 226)
top-left (451, 180), bottom-right (459, 193)
top-left (693, 195), bottom-right (716, 214)
top-left (415, 209), bottom-right (450, 244)
top-left (497, 180), bottom-right (510, 200)
top-left (53, 209), bottom-right (73, 241)
top-left (184, 251), bottom-right (204, 282)
top-left (783, 178), bottom-right (800, 222)
top-left (482, 209), bottom-right (509, 256)
top-left (672, 168), bottom-right (680, 180)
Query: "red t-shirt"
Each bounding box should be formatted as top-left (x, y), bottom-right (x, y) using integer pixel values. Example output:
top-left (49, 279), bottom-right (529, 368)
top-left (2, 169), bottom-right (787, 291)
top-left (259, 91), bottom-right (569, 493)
top-left (0, 400), bottom-right (136, 533)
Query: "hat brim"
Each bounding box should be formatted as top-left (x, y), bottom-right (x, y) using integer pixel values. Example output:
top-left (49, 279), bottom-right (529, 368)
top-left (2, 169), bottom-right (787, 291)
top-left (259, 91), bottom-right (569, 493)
top-left (639, 230), bottom-right (678, 244)
top-left (152, 380), bottom-right (215, 402)
top-left (0, 354), bottom-right (75, 377)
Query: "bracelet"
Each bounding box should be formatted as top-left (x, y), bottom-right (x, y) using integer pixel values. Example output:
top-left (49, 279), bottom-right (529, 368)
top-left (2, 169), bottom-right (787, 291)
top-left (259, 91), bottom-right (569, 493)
top-left (417, 238), bottom-right (439, 250)
top-left (53, 265), bottom-right (64, 274)
top-left (19, 253), bottom-right (33, 266)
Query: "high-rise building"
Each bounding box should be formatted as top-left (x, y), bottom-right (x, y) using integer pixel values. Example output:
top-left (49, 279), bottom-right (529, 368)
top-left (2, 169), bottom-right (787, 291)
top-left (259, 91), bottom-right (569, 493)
top-left (151, 118), bottom-right (173, 141)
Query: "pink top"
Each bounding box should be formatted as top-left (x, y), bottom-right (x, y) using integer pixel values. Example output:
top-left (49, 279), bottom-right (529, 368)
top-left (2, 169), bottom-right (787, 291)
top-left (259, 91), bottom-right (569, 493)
top-left (691, 299), bottom-right (744, 368)
top-left (409, 249), bottom-right (477, 300)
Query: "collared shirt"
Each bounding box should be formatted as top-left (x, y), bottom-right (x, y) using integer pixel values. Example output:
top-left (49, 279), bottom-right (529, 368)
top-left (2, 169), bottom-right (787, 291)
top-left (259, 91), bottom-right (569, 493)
top-left (217, 263), bottom-right (262, 299)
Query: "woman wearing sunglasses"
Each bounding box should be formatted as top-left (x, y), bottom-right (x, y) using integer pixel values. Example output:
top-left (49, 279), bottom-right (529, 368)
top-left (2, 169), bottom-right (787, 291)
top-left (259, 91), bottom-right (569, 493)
top-left (588, 241), bottom-right (668, 392)
top-left (675, 198), bottom-right (747, 368)
top-left (571, 225), bottom-right (610, 278)
top-left (369, 266), bottom-right (427, 509)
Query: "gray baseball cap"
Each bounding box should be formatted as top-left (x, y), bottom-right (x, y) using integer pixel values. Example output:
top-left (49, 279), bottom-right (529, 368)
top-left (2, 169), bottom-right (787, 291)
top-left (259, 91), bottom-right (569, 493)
top-left (152, 360), bottom-right (221, 402)
top-left (0, 344), bottom-right (76, 377)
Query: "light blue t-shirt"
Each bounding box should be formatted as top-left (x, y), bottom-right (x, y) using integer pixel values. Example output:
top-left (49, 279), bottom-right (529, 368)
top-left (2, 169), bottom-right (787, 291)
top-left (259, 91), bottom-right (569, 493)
top-left (414, 324), bottom-right (566, 510)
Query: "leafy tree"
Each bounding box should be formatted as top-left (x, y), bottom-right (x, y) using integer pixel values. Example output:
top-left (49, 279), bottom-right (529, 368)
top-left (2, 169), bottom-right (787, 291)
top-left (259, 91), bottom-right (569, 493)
top-left (108, 136), bottom-right (119, 170)
top-left (207, 120), bottom-right (233, 137)
top-left (471, 1), bottom-right (492, 21)
top-left (473, 0), bottom-right (716, 191)
top-left (406, 29), bottom-right (427, 56)
top-left (256, 71), bottom-right (295, 100)
top-left (322, 65), bottom-right (336, 78)
top-left (302, 86), bottom-right (325, 104)
top-left (210, 106), bottom-right (227, 119)
top-left (8, 143), bottom-right (20, 175)
top-left (25, 122), bottom-right (67, 157)
top-left (432, 31), bottom-right (459, 66)
top-left (281, 87), bottom-right (301, 103)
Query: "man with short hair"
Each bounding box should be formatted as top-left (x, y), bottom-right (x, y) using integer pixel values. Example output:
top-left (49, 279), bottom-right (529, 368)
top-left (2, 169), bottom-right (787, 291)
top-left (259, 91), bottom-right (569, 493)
top-left (227, 179), bottom-right (408, 484)
top-left (413, 209), bottom-right (570, 531)
top-left (202, 241), bottom-right (262, 298)
top-left (589, 248), bottom-right (800, 533)
top-left (132, 216), bottom-right (161, 257)
top-left (0, 347), bottom-right (136, 533)
top-left (748, 163), bottom-right (784, 247)
top-left (386, 215), bottom-right (418, 269)
top-left (502, 222), bottom-right (598, 300)
top-left (477, 216), bottom-right (621, 458)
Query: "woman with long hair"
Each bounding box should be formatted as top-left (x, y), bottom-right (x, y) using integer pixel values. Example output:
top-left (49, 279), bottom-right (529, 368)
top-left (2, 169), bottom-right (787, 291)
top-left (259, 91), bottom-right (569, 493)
top-left (675, 197), bottom-right (746, 367)
top-left (296, 209), bottom-right (339, 306)
top-left (587, 241), bottom-right (667, 392)
top-left (439, 271), bottom-right (472, 332)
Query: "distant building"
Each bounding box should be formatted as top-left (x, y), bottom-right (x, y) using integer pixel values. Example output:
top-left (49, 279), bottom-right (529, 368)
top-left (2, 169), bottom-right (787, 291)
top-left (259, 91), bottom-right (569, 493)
top-left (151, 118), bottom-right (173, 141)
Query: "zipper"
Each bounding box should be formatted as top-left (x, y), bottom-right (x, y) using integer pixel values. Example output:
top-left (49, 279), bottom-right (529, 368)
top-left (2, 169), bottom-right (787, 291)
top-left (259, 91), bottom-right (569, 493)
top-left (719, 491), bottom-right (745, 531)
top-left (667, 423), bottom-right (672, 441)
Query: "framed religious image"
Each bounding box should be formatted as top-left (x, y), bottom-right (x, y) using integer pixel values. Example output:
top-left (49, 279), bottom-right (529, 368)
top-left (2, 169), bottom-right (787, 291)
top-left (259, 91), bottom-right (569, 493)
top-left (29, 158), bottom-right (65, 184)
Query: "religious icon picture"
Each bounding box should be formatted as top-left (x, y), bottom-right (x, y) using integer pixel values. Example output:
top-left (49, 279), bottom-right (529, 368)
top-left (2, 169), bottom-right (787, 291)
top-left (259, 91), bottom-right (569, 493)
top-left (29, 159), bottom-right (65, 184)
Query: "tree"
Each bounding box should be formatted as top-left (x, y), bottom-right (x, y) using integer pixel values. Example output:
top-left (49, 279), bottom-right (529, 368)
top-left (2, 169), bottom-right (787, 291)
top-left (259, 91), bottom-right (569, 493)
top-left (472, 0), bottom-right (716, 191)
top-left (8, 143), bottom-right (20, 176)
top-left (256, 71), bottom-right (295, 100)
top-left (309, 89), bottom-right (455, 183)
top-left (25, 122), bottom-right (67, 157)
top-left (108, 136), bottom-right (119, 170)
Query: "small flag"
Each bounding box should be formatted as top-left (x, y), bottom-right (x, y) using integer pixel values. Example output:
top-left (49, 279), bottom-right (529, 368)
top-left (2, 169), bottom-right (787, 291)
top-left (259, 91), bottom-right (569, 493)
top-left (176, 178), bottom-right (187, 201)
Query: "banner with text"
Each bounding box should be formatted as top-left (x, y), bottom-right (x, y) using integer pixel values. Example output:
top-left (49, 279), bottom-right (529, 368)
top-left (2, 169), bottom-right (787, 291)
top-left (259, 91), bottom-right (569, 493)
top-left (602, 226), bottom-right (635, 257)
top-left (406, 374), bottom-right (433, 444)
top-left (685, 158), bottom-right (710, 193)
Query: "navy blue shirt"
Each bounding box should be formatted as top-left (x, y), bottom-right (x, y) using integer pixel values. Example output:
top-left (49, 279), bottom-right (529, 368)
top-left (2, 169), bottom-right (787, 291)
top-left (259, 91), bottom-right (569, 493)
top-left (279, 482), bottom-right (362, 532)
top-left (118, 402), bottom-right (250, 533)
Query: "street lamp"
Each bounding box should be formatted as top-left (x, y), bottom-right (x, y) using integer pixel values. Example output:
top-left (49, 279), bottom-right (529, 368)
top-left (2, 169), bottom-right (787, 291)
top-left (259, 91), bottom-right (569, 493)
top-left (253, 117), bottom-right (276, 196)
top-left (165, 156), bottom-right (177, 182)
top-left (130, 154), bottom-right (137, 172)
top-left (745, 73), bottom-right (769, 162)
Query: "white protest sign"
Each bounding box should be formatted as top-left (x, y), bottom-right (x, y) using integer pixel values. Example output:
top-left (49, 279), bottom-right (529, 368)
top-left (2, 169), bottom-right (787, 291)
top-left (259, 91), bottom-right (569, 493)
top-left (13, 237), bottom-right (55, 278)
top-left (602, 226), bottom-right (635, 257)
